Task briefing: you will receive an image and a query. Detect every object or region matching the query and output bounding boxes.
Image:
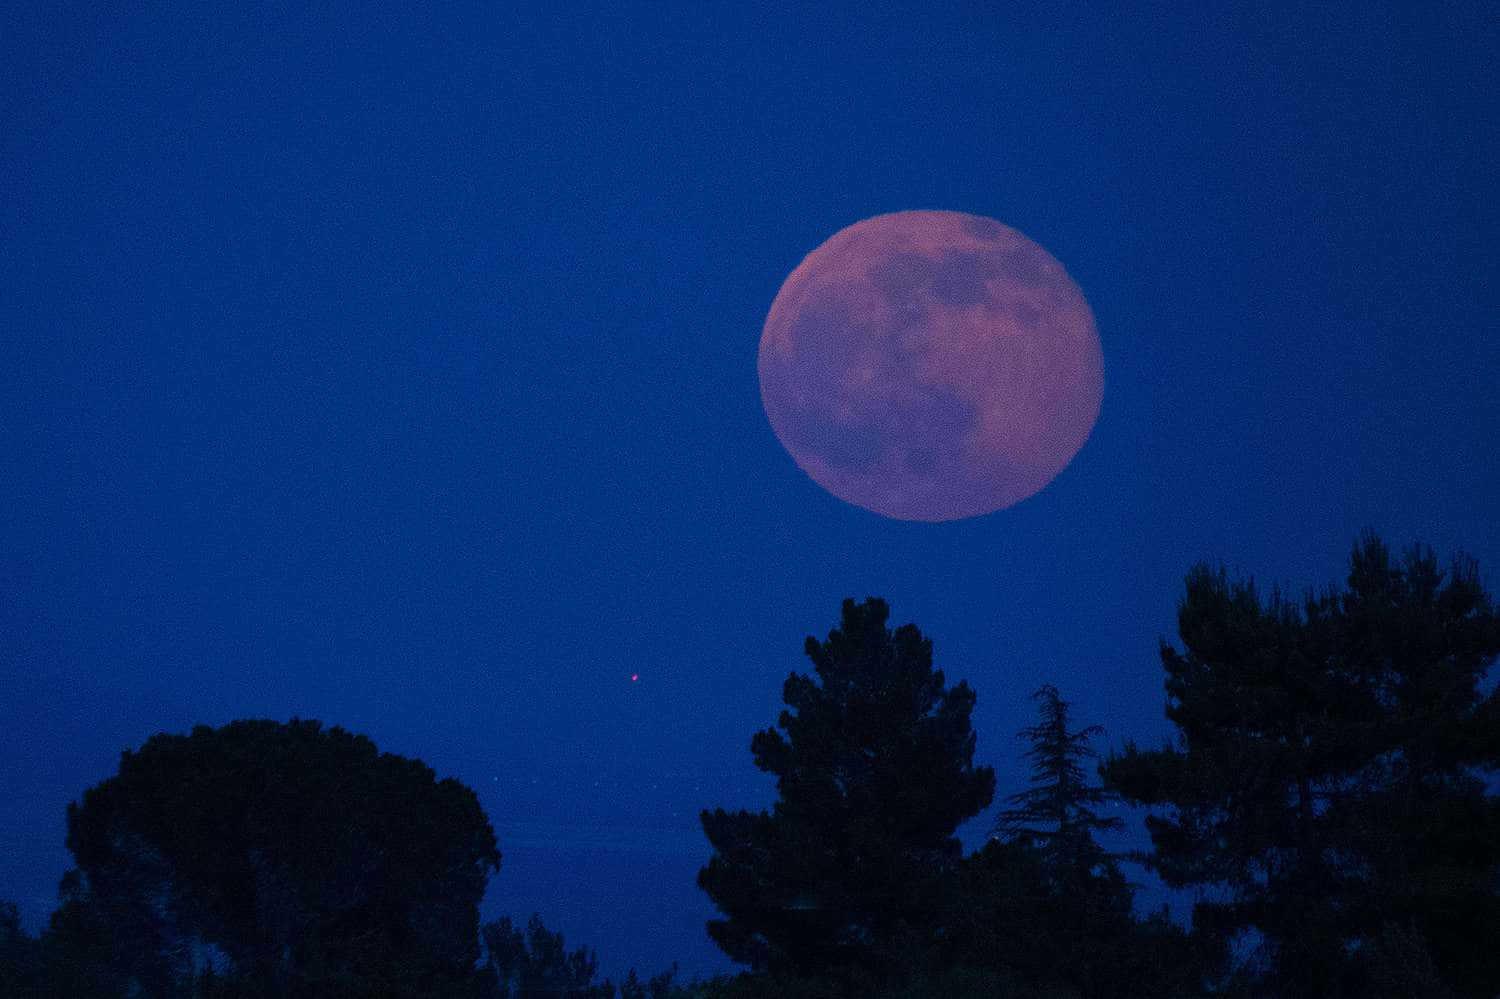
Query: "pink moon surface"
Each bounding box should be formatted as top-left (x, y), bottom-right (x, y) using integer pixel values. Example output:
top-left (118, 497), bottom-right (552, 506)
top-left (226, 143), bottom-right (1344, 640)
top-left (757, 210), bottom-right (1103, 521)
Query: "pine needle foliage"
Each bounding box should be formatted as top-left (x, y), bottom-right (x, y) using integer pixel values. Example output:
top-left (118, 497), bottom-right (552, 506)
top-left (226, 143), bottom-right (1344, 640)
top-left (992, 684), bottom-right (1123, 873)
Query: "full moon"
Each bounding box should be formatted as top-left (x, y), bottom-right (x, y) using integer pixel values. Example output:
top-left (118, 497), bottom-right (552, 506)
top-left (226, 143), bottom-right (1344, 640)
top-left (757, 210), bottom-right (1103, 521)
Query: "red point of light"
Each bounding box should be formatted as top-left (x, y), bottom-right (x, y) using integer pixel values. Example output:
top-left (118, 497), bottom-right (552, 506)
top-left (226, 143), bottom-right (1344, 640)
top-left (630, 674), bottom-right (639, 682)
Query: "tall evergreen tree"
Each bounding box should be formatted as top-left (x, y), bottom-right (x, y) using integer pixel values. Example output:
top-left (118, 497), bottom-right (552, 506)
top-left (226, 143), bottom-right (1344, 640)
top-left (945, 686), bottom-right (1215, 999)
top-left (697, 598), bottom-right (995, 985)
top-left (1101, 535), bottom-right (1500, 997)
top-left (991, 683), bottom-right (1122, 876)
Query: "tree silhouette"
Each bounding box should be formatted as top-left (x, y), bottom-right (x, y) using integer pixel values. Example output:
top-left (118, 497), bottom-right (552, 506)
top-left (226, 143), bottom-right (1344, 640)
top-left (697, 597), bottom-right (994, 984)
top-left (1102, 535), bottom-right (1500, 997)
top-left (991, 683), bottom-right (1123, 877)
top-left (63, 719), bottom-right (500, 998)
top-left (480, 913), bottom-right (614, 998)
top-left (0, 901), bottom-right (39, 998)
top-left (617, 964), bottom-right (680, 999)
top-left (29, 883), bottom-right (134, 999)
top-left (938, 688), bottom-right (1217, 999)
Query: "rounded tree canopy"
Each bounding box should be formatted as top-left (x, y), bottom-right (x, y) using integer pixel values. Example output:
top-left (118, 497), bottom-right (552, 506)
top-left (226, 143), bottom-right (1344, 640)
top-left (64, 718), bottom-right (500, 996)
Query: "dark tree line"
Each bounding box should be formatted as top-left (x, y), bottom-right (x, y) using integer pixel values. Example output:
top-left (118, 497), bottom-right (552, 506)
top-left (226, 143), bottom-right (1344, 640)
top-left (0, 722), bottom-right (676, 999)
top-left (1103, 535), bottom-right (1500, 997)
top-left (3, 533), bottom-right (1498, 998)
top-left (696, 537), bottom-right (1500, 997)
top-left (698, 598), bottom-right (1214, 999)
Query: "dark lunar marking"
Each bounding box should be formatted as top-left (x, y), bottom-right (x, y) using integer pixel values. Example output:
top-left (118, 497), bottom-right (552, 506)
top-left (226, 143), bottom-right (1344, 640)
top-left (993, 247), bottom-right (1056, 285)
top-left (875, 386), bottom-right (976, 478)
top-left (771, 294), bottom-right (892, 473)
top-left (930, 251), bottom-right (996, 306)
top-left (784, 298), bottom-right (875, 397)
top-left (886, 298), bottom-right (929, 343)
top-left (778, 377), bottom-right (976, 480)
top-left (905, 446), bottom-right (938, 475)
top-left (789, 406), bottom-right (886, 474)
top-left (1011, 301), bottom-right (1043, 329)
top-left (866, 251), bottom-right (938, 301)
top-left (903, 386), bottom-right (976, 440)
top-left (961, 216), bottom-right (1006, 241)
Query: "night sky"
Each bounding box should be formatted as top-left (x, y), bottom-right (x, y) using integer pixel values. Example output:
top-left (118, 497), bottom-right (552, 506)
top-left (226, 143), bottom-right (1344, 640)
top-left (4, 2), bottom-right (1497, 982)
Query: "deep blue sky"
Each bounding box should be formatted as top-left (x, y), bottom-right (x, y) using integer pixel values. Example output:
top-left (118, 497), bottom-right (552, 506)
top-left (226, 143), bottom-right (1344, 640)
top-left (3, 1), bottom-right (1497, 982)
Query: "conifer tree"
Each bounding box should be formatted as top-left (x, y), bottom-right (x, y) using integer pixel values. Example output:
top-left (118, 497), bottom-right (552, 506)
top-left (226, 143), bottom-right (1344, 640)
top-left (949, 686), bottom-right (1212, 999)
top-left (1102, 535), bottom-right (1500, 997)
top-left (698, 598), bottom-right (994, 984)
top-left (991, 683), bottom-right (1122, 877)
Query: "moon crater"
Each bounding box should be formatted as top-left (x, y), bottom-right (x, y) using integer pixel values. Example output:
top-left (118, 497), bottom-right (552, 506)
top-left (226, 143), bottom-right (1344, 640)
top-left (758, 210), bottom-right (1103, 521)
